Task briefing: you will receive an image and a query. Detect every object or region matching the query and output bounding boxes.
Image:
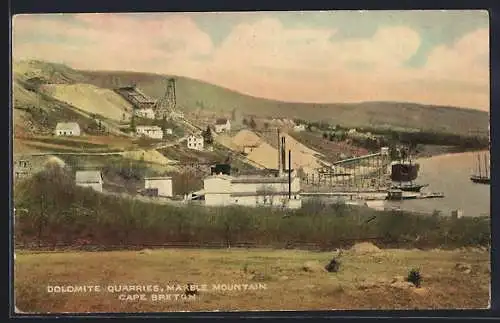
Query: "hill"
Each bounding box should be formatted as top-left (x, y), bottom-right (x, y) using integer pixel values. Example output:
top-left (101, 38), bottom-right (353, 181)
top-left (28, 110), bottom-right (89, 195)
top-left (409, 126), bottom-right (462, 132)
top-left (13, 60), bottom-right (489, 136)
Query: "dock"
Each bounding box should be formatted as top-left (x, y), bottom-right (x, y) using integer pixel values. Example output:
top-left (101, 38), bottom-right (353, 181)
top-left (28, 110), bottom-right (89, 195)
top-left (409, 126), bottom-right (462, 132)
top-left (303, 189), bottom-right (445, 201)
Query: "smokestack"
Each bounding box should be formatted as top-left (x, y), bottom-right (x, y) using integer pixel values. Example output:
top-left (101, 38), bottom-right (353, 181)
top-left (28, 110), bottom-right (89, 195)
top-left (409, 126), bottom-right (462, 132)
top-left (288, 149), bottom-right (292, 199)
top-left (281, 136), bottom-right (286, 173)
top-left (277, 129), bottom-right (281, 176)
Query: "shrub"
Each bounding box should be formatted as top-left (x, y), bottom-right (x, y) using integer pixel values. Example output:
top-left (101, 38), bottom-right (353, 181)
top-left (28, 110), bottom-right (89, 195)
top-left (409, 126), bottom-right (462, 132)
top-left (407, 268), bottom-right (422, 287)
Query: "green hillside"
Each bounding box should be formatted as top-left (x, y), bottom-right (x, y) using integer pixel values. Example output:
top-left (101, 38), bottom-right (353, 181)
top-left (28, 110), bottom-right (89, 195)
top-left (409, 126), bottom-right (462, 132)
top-left (13, 60), bottom-right (489, 136)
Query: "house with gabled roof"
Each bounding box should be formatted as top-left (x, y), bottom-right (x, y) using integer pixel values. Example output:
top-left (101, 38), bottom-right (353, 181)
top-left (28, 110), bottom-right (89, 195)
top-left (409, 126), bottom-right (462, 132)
top-left (55, 122), bottom-right (81, 136)
top-left (214, 118), bottom-right (231, 133)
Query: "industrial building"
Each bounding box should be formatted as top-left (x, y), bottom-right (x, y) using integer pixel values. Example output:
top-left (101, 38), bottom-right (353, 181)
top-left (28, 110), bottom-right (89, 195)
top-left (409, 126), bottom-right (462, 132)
top-left (115, 86), bottom-right (156, 110)
top-left (203, 173), bottom-right (301, 209)
top-left (136, 125), bottom-right (163, 139)
top-left (134, 108), bottom-right (156, 119)
top-left (75, 170), bottom-right (103, 193)
top-left (144, 176), bottom-right (173, 198)
top-left (55, 122), bottom-right (81, 136)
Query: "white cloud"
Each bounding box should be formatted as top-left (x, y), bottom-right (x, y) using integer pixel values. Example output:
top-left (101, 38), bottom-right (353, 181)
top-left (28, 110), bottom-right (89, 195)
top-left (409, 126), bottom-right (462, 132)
top-left (11, 14), bottom-right (489, 110)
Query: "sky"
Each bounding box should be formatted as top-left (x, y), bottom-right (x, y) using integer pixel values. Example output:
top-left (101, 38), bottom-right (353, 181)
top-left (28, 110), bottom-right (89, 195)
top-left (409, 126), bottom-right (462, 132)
top-left (12, 11), bottom-right (490, 111)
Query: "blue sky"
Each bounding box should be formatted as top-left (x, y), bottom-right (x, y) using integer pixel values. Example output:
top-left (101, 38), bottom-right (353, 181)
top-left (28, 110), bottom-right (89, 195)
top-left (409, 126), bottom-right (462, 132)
top-left (12, 11), bottom-right (490, 110)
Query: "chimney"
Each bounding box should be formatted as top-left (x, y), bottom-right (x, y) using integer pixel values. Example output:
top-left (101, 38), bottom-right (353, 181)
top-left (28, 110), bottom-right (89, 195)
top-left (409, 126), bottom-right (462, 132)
top-left (288, 149), bottom-right (292, 199)
top-left (281, 136), bottom-right (286, 173)
top-left (277, 129), bottom-right (281, 176)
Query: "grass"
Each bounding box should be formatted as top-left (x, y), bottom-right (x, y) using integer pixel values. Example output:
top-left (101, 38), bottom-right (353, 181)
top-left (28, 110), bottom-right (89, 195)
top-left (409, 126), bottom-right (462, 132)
top-left (14, 247), bottom-right (490, 313)
top-left (24, 137), bottom-right (110, 149)
top-left (14, 166), bottom-right (490, 251)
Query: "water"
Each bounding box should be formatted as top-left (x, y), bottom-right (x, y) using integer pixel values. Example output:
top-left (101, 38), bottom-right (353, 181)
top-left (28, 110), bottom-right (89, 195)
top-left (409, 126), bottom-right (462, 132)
top-left (384, 151), bottom-right (490, 217)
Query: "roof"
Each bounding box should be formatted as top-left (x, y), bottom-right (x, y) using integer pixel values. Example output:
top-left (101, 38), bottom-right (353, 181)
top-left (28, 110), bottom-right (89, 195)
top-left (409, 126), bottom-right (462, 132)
top-left (204, 174), bottom-right (297, 184)
top-left (231, 177), bottom-right (292, 184)
top-left (56, 122), bottom-right (80, 131)
top-left (204, 174), bottom-right (233, 181)
top-left (136, 125), bottom-right (162, 130)
top-left (144, 176), bottom-right (172, 180)
top-left (215, 118), bottom-right (229, 125)
top-left (230, 191), bottom-right (301, 197)
top-left (75, 171), bottom-right (102, 184)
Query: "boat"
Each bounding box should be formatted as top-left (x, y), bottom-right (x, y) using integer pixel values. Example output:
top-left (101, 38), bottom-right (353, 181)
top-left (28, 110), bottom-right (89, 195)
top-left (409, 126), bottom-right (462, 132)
top-left (386, 189), bottom-right (419, 201)
top-left (418, 192), bottom-right (445, 199)
top-left (391, 183), bottom-right (429, 192)
top-left (390, 146), bottom-right (429, 192)
top-left (470, 151), bottom-right (490, 185)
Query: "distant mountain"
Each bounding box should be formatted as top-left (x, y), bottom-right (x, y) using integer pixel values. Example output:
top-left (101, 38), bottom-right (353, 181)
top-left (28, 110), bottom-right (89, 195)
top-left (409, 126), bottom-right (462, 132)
top-left (12, 60), bottom-right (489, 136)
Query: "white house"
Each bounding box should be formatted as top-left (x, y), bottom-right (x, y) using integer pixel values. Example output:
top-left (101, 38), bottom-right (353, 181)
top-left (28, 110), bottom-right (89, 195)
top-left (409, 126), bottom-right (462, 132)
top-left (55, 122), bottom-right (81, 136)
top-left (144, 176), bottom-right (173, 198)
top-left (293, 124), bottom-right (306, 132)
top-left (203, 174), bottom-right (302, 209)
top-left (214, 118), bottom-right (231, 133)
top-left (165, 128), bottom-right (173, 135)
top-left (136, 125), bottom-right (163, 139)
top-left (75, 170), bottom-right (103, 193)
top-left (135, 108), bottom-right (156, 119)
top-left (187, 134), bottom-right (204, 151)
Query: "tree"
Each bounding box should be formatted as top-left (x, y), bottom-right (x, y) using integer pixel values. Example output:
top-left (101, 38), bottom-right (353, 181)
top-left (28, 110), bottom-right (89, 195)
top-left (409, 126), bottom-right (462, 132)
top-left (322, 133), bottom-right (328, 139)
top-left (249, 117), bottom-right (257, 130)
top-left (328, 133), bottom-right (335, 141)
top-left (242, 118), bottom-right (248, 126)
top-left (264, 122), bottom-right (270, 130)
top-left (203, 125), bottom-right (214, 145)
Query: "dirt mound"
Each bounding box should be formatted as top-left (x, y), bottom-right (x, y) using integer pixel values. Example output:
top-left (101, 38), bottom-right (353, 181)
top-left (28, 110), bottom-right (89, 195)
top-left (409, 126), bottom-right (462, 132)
top-left (232, 130), bottom-right (262, 147)
top-left (231, 129), bottom-right (325, 173)
top-left (302, 261), bottom-right (327, 273)
top-left (122, 149), bottom-right (173, 165)
top-left (41, 83), bottom-right (133, 121)
top-left (349, 242), bottom-right (381, 254)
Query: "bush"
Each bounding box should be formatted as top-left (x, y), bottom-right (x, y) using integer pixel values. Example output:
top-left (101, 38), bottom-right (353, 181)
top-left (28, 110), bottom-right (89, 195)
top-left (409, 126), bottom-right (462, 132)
top-left (14, 168), bottom-right (491, 251)
top-left (407, 268), bottom-right (422, 287)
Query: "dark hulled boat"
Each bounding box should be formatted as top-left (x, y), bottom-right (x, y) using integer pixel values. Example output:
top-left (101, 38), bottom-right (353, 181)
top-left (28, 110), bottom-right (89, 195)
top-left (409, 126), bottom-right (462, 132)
top-left (470, 175), bottom-right (490, 184)
top-left (390, 162), bottom-right (419, 182)
top-left (391, 183), bottom-right (429, 192)
top-left (390, 148), bottom-right (428, 192)
top-left (470, 151), bottom-right (490, 185)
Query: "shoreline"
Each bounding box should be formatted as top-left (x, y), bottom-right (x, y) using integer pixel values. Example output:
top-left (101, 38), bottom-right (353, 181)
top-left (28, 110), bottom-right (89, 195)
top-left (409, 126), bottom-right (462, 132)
top-left (413, 145), bottom-right (488, 161)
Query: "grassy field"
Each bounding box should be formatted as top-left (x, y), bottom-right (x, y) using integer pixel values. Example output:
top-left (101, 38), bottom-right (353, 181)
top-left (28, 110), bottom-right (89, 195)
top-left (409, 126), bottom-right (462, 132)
top-left (14, 247), bottom-right (490, 313)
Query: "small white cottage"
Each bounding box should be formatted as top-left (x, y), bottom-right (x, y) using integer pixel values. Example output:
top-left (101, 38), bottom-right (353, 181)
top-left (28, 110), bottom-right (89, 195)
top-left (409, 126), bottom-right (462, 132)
top-left (187, 134), bottom-right (204, 151)
top-left (214, 118), bottom-right (231, 133)
top-left (55, 122), bottom-right (81, 136)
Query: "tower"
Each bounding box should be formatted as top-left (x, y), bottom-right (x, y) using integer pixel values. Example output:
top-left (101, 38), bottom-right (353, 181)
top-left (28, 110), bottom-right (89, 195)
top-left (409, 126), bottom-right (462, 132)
top-left (154, 78), bottom-right (176, 119)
